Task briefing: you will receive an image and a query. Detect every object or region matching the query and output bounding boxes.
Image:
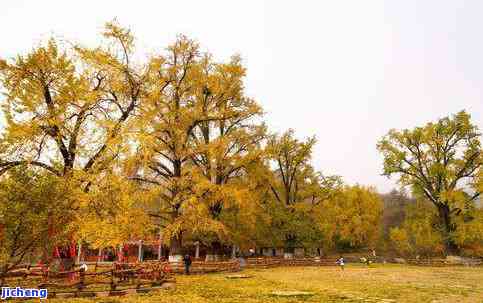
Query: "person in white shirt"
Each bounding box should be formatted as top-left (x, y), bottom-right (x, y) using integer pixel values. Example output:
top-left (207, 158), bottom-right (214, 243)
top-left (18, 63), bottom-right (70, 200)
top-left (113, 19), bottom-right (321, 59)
top-left (336, 256), bottom-right (345, 270)
top-left (79, 263), bottom-right (88, 272)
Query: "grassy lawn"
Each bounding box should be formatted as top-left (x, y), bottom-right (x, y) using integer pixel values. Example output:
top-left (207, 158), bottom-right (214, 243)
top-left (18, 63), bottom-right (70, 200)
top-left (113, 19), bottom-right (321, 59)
top-left (43, 264), bottom-right (482, 303)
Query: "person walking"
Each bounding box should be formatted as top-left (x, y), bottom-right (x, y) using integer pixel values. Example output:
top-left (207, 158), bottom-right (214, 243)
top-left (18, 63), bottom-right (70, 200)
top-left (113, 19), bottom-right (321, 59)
top-left (249, 248), bottom-right (255, 257)
top-left (336, 256), bottom-right (345, 271)
top-left (183, 254), bottom-right (192, 275)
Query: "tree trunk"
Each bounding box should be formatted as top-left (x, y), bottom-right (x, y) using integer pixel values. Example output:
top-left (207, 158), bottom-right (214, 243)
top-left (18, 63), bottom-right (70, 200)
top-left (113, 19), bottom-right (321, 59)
top-left (137, 241), bottom-right (143, 262)
top-left (76, 242), bottom-right (82, 264)
top-left (97, 248), bottom-right (102, 263)
top-left (195, 242), bottom-right (200, 259)
top-left (158, 230), bottom-right (163, 260)
top-left (284, 234), bottom-right (296, 259)
top-left (438, 205), bottom-right (459, 255)
top-left (284, 234), bottom-right (296, 252)
top-left (169, 234), bottom-right (183, 262)
top-left (206, 241), bottom-right (222, 261)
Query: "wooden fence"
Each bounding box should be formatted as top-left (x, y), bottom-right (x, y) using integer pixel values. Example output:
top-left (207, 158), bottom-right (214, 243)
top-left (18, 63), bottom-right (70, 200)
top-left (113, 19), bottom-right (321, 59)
top-left (244, 256), bottom-right (483, 268)
top-left (245, 257), bottom-right (339, 268)
top-left (0, 262), bottom-right (175, 298)
top-left (147, 259), bottom-right (241, 274)
top-left (405, 258), bottom-right (482, 267)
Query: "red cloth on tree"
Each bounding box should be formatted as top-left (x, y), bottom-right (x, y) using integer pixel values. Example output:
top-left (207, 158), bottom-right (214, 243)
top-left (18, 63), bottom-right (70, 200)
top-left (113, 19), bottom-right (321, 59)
top-left (53, 247), bottom-right (60, 258)
top-left (69, 243), bottom-right (76, 258)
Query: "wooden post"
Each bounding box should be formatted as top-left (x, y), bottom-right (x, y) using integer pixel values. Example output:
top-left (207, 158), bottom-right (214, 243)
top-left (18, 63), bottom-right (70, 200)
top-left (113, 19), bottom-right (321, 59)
top-left (118, 245), bottom-right (122, 262)
top-left (110, 269), bottom-right (116, 291)
top-left (0, 264), bottom-right (6, 287)
top-left (195, 241), bottom-right (200, 259)
top-left (76, 242), bottom-right (82, 264)
top-left (78, 267), bottom-right (85, 291)
top-left (158, 231), bottom-right (163, 261)
top-left (138, 240), bottom-right (143, 262)
top-left (97, 248), bottom-right (102, 262)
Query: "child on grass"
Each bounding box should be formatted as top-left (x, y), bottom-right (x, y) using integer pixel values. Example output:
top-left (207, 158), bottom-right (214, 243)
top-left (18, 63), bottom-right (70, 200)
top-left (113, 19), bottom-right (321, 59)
top-left (336, 256), bottom-right (345, 270)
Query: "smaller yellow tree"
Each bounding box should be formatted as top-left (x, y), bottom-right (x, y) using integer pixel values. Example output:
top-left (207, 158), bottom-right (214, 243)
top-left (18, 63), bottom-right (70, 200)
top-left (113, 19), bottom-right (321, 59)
top-left (75, 173), bottom-right (153, 250)
top-left (317, 185), bottom-right (382, 251)
top-left (453, 207), bottom-right (483, 256)
top-left (388, 228), bottom-right (412, 256)
top-left (389, 200), bottom-right (444, 256)
top-left (0, 167), bottom-right (77, 274)
top-left (265, 130), bottom-right (342, 254)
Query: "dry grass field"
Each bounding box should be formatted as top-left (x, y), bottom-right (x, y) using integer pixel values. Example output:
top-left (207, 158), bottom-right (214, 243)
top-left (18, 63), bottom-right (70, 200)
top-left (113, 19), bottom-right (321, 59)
top-left (42, 264), bottom-right (483, 303)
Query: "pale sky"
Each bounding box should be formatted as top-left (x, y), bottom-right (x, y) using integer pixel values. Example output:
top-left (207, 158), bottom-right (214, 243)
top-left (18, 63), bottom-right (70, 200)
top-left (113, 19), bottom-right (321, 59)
top-left (1, 0), bottom-right (483, 193)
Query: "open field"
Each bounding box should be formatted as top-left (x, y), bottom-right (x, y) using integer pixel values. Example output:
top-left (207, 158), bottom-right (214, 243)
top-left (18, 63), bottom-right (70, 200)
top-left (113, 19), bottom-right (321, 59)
top-left (39, 264), bottom-right (483, 303)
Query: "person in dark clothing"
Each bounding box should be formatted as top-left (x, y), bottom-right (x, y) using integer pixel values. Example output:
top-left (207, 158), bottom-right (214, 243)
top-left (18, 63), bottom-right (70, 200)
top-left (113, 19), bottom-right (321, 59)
top-left (183, 254), bottom-right (192, 275)
top-left (106, 249), bottom-right (115, 262)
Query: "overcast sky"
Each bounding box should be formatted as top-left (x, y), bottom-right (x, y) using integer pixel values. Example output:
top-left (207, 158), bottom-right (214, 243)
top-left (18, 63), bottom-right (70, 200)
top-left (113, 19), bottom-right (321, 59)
top-left (2, 0), bottom-right (483, 193)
